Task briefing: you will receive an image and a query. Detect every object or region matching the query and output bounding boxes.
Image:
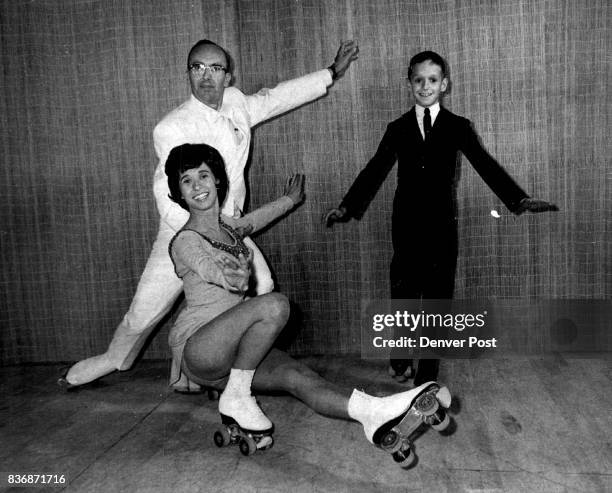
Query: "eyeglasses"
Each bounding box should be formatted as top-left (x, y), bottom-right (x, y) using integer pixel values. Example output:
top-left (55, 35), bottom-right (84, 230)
top-left (187, 63), bottom-right (227, 76)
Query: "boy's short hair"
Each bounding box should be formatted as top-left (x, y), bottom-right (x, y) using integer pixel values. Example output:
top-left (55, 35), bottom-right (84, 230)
top-left (408, 51), bottom-right (448, 80)
top-left (165, 143), bottom-right (229, 211)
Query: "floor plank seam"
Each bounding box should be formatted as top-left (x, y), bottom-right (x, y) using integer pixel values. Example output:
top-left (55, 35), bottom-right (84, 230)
top-left (446, 462), bottom-right (582, 490)
top-left (63, 392), bottom-right (171, 489)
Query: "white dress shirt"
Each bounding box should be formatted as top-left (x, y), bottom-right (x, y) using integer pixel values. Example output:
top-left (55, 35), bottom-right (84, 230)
top-left (152, 69), bottom-right (332, 230)
top-left (415, 102), bottom-right (441, 139)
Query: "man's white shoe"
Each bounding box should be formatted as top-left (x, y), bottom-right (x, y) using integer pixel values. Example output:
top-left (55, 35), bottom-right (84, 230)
top-left (63, 353), bottom-right (115, 386)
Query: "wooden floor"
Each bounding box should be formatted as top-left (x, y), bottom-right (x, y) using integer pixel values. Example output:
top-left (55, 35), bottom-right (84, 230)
top-left (1, 355), bottom-right (611, 493)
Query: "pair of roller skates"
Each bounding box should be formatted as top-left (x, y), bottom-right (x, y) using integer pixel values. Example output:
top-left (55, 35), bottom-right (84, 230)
top-left (212, 381), bottom-right (453, 465)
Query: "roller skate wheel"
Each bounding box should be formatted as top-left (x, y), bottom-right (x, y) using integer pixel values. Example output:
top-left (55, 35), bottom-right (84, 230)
top-left (432, 412), bottom-right (451, 431)
top-left (392, 442), bottom-right (415, 469)
top-left (388, 365), bottom-right (397, 377)
top-left (380, 429), bottom-right (402, 453)
top-left (239, 435), bottom-right (258, 456)
top-left (436, 386), bottom-right (452, 408)
top-left (213, 427), bottom-right (231, 447)
top-left (257, 435), bottom-right (274, 450)
top-left (207, 389), bottom-right (220, 401)
top-left (415, 393), bottom-right (439, 416)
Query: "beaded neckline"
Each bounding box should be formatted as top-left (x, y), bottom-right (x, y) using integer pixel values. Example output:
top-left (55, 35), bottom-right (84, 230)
top-left (178, 220), bottom-right (250, 259)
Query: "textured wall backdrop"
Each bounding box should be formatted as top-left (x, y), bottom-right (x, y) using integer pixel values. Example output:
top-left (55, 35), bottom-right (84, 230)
top-left (1, 0), bottom-right (610, 364)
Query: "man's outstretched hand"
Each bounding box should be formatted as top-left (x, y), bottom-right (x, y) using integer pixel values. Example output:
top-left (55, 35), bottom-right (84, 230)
top-left (330, 40), bottom-right (359, 80)
top-left (515, 198), bottom-right (559, 215)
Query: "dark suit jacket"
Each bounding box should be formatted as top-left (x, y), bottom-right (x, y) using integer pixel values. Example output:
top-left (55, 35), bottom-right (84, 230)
top-left (340, 106), bottom-right (528, 256)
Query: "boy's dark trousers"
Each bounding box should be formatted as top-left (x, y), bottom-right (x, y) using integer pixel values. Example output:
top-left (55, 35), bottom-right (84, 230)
top-left (389, 234), bottom-right (457, 385)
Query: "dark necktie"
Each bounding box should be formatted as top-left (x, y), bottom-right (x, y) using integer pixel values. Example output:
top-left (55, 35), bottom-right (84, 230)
top-left (424, 108), bottom-right (432, 140)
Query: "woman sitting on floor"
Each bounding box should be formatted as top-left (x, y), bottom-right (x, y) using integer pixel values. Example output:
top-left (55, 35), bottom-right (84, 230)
top-left (164, 142), bottom-right (449, 452)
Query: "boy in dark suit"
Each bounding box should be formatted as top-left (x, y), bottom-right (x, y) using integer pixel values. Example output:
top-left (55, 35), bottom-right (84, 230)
top-left (324, 51), bottom-right (557, 385)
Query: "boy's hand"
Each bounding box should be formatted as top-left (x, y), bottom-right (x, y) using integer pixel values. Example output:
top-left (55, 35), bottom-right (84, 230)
top-left (515, 198), bottom-right (559, 215)
top-left (330, 40), bottom-right (359, 80)
top-left (323, 206), bottom-right (348, 227)
top-left (284, 173), bottom-right (306, 205)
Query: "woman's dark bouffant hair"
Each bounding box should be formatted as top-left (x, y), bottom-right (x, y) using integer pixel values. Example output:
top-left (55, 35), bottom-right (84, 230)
top-left (165, 143), bottom-right (229, 211)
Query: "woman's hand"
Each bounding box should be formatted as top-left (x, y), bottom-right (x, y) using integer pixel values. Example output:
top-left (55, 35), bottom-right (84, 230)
top-left (220, 252), bottom-right (252, 293)
top-left (284, 173), bottom-right (306, 205)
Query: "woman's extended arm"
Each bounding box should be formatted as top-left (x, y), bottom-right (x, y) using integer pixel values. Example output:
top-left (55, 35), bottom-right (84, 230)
top-left (223, 174), bottom-right (305, 235)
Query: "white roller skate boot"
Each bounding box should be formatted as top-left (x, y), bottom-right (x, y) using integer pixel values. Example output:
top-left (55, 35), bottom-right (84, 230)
top-left (214, 369), bottom-right (274, 456)
top-left (218, 392), bottom-right (273, 433)
top-left (348, 381), bottom-right (452, 468)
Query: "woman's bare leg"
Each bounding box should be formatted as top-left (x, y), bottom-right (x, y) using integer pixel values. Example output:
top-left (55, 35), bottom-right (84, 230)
top-left (182, 292), bottom-right (289, 432)
top-left (249, 349), bottom-right (448, 445)
top-left (182, 294), bottom-right (351, 419)
top-left (183, 292), bottom-right (289, 378)
top-left (253, 349), bottom-right (352, 420)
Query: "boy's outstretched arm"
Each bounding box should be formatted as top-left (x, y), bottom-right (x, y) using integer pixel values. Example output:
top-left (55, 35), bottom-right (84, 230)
top-left (323, 123), bottom-right (399, 227)
top-left (460, 120), bottom-right (558, 215)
